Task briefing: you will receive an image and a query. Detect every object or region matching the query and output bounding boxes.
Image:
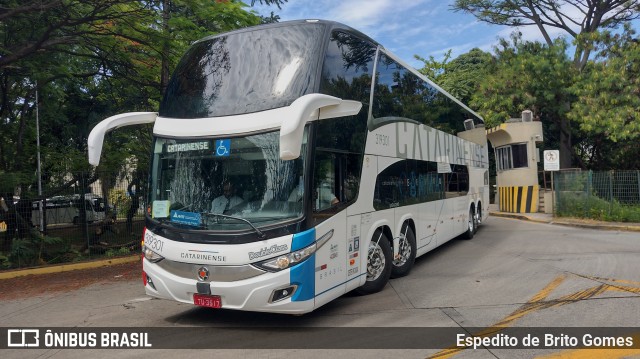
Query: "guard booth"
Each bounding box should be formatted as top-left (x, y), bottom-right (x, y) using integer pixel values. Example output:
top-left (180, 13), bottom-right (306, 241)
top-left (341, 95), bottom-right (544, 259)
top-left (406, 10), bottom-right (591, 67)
top-left (486, 110), bottom-right (543, 213)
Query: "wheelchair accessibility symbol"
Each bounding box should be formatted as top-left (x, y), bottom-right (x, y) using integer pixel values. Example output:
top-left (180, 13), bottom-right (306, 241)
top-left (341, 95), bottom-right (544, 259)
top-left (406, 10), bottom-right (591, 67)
top-left (215, 139), bottom-right (230, 157)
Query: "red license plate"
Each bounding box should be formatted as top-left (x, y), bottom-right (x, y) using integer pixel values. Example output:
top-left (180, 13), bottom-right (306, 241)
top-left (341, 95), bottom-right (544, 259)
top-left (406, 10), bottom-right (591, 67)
top-left (193, 294), bottom-right (222, 308)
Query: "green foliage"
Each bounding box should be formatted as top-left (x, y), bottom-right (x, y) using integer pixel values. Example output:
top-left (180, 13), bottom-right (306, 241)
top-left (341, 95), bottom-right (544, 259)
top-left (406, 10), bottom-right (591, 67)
top-left (556, 192), bottom-right (640, 222)
top-left (441, 48), bottom-right (495, 103)
top-left (471, 35), bottom-right (576, 128)
top-left (415, 50), bottom-right (451, 81)
top-left (451, 0), bottom-right (639, 169)
top-left (416, 48), bottom-right (493, 104)
top-left (9, 239), bottom-right (36, 267)
top-left (0, 0), bottom-right (273, 201)
top-left (0, 254), bottom-right (12, 270)
top-left (452, 0), bottom-right (640, 70)
top-left (105, 247), bottom-right (130, 258)
top-left (109, 188), bottom-right (131, 219)
top-left (569, 26), bottom-right (640, 143)
top-left (0, 172), bottom-right (30, 194)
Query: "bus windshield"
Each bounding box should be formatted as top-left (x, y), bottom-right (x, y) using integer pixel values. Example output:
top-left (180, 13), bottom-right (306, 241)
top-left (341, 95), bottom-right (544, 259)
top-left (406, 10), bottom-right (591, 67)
top-left (159, 23), bottom-right (325, 118)
top-left (149, 130), bottom-right (307, 232)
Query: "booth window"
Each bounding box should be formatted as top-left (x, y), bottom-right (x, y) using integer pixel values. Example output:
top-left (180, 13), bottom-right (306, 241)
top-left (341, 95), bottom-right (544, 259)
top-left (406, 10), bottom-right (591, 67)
top-left (496, 143), bottom-right (528, 171)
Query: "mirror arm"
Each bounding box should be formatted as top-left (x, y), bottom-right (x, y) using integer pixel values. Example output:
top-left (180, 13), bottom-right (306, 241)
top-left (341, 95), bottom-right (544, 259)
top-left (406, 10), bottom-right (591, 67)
top-left (88, 112), bottom-right (157, 166)
top-left (279, 94), bottom-right (362, 160)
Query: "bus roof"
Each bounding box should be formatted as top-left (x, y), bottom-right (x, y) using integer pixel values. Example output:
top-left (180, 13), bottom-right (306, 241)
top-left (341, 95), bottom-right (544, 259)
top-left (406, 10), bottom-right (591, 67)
top-left (193, 19), bottom-right (381, 50)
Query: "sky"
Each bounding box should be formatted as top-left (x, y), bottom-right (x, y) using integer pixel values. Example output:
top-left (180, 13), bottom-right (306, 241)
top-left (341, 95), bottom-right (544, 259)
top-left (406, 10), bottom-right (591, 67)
top-left (252, 0), bottom-right (639, 69)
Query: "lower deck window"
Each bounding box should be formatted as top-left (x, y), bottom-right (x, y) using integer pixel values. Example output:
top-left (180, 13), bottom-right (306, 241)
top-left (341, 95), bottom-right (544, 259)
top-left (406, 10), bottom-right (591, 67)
top-left (373, 159), bottom-right (469, 210)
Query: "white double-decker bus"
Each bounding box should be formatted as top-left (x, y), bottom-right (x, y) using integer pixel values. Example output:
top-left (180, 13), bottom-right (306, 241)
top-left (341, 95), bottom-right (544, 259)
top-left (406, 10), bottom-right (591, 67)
top-left (88, 20), bottom-right (489, 314)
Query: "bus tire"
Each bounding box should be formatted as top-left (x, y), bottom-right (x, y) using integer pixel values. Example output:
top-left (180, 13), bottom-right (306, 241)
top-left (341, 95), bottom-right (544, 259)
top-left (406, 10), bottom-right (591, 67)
top-left (391, 224), bottom-right (416, 278)
top-left (356, 230), bottom-right (392, 295)
top-left (473, 203), bottom-right (481, 233)
top-left (462, 207), bottom-right (475, 240)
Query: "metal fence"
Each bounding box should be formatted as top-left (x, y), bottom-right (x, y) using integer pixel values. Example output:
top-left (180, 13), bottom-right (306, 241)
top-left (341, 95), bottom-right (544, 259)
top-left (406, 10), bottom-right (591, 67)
top-left (0, 171), bottom-right (145, 269)
top-left (554, 170), bottom-right (640, 222)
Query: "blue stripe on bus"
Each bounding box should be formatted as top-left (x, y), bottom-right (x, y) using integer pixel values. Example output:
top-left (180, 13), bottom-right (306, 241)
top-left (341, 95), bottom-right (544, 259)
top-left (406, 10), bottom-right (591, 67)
top-left (290, 253), bottom-right (315, 302)
top-left (291, 228), bottom-right (316, 251)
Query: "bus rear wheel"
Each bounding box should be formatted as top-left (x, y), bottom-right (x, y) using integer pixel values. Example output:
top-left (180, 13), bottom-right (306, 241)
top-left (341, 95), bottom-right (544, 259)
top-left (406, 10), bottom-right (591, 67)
top-left (463, 207), bottom-right (475, 240)
top-left (356, 230), bottom-right (392, 295)
top-left (391, 225), bottom-right (416, 278)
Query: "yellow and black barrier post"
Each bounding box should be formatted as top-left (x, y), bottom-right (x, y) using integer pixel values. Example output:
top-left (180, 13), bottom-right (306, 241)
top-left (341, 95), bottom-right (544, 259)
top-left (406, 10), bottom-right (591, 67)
top-left (499, 185), bottom-right (539, 213)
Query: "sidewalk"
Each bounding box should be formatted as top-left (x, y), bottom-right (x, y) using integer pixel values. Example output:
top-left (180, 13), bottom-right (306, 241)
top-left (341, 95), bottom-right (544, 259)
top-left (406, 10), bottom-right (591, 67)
top-left (0, 255), bottom-right (139, 280)
top-left (488, 204), bottom-right (640, 232)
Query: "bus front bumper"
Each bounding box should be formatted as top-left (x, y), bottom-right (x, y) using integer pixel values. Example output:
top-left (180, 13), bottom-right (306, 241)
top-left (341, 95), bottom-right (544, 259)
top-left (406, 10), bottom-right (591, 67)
top-left (142, 258), bottom-right (315, 314)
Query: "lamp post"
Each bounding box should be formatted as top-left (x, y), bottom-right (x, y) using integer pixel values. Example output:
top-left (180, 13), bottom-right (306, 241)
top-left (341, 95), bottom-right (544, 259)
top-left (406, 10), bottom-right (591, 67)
top-left (35, 81), bottom-right (44, 231)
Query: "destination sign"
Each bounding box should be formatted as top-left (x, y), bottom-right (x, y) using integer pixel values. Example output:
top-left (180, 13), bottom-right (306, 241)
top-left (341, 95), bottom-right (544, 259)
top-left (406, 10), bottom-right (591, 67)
top-left (166, 141), bottom-right (209, 153)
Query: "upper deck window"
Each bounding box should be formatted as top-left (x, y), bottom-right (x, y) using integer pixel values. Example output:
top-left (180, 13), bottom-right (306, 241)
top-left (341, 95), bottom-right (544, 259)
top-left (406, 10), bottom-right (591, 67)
top-left (160, 24), bottom-right (325, 118)
top-left (371, 52), bottom-right (482, 134)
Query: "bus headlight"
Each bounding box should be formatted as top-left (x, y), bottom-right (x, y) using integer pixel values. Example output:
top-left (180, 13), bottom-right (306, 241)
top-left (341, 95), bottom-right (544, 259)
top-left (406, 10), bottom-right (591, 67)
top-left (142, 245), bottom-right (164, 263)
top-left (253, 244), bottom-right (316, 272)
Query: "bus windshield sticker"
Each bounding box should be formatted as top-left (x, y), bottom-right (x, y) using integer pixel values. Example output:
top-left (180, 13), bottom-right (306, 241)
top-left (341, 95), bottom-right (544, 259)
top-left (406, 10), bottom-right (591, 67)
top-left (215, 139), bottom-right (230, 157)
top-left (152, 200), bottom-right (170, 218)
top-left (170, 210), bottom-right (202, 227)
top-left (165, 141), bottom-right (210, 153)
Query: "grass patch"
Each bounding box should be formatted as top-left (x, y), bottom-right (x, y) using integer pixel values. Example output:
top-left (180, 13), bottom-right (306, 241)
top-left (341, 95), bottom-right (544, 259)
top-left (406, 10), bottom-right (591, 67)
top-left (556, 191), bottom-right (640, 222)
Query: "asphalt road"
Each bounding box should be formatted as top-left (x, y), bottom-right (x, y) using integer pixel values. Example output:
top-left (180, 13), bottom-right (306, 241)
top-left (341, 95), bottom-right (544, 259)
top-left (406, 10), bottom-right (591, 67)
top-left (2, 216), bottom-right (640, 359)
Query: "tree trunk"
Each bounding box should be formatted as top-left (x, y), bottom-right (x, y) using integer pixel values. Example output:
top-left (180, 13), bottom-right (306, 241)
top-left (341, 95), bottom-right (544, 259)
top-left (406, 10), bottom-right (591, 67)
top-left (559, 117), bottom-right (573, 168)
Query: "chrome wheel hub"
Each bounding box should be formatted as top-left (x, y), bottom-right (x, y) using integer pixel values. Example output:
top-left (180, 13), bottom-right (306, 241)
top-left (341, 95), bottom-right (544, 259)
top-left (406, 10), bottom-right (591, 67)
top-left (393, 233), bottom-right (411, 267)
top-left (367, 241), bottom-right (386, 281)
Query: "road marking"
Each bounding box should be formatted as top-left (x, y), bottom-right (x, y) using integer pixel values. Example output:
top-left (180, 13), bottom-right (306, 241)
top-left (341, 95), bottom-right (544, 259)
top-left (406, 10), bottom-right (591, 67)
top-left (493, 274), bottom-right (567, 327)
top-left (426, 274), bottom-right (640, 359)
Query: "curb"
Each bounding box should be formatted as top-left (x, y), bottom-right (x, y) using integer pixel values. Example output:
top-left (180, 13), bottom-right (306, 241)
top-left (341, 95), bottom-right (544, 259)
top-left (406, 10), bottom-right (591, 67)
top-left (0, 255), bottom-right (140, 280)
top-left (489, 211), bottom-right (550, 224)
top-left (489, 212), bottom-right (640, 232)
top-left (550, 221), bottom-right (640, 232)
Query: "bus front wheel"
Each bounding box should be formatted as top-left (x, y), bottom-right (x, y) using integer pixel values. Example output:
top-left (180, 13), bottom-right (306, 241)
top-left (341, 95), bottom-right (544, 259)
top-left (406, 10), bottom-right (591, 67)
top-left (356, 230), bottom-right (392, 295)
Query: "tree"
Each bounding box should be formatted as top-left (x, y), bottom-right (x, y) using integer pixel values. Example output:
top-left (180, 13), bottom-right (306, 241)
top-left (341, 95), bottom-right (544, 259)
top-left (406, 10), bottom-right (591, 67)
top-left (0, 0), bottom-right (152, 70)
top-left (415, 49), bottom-right (451, 82)
top-left (570, 26), bottom-right (640, 142)
top-left (0, 0), bottom-right (158, 173)
top-left (452, 0), bottom-right (640, 70)
top-left (0, 0), bottom-right (282, 198)
top-left (416, 48), bottom-right (494, 104)
top-left (470, 36), bottom-right (581, 165)
top-left (452, 0), bottom-right (640, 168)
top-left (155, 0), bottom-right (266, 95)
top-left (568, 25), bottom-right (640, 169)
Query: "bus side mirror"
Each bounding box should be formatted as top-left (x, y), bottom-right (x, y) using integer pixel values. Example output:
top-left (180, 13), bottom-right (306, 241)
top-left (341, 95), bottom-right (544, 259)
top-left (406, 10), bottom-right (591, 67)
top-left (88, 112), bottom-right (157, 166)
top-left (280, 94), bottom-right (362, 160)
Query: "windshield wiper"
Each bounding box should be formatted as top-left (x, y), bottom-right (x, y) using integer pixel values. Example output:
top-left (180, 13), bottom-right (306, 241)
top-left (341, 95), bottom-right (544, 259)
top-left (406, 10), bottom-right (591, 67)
top-left (205, 213), bottom-right (266, 239)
